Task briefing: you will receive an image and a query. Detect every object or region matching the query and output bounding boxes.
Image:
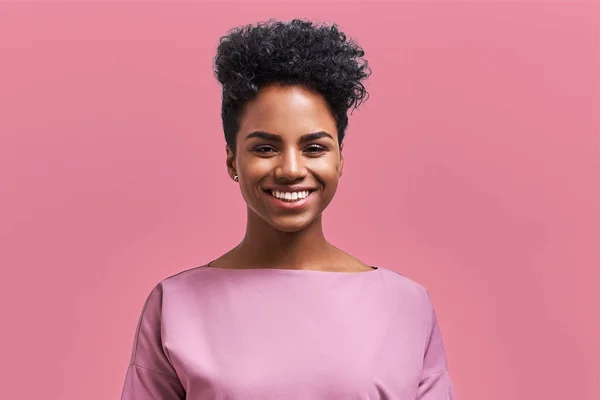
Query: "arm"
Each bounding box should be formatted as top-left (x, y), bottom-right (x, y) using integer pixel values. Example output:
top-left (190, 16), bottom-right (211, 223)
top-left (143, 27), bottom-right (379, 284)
top-left (120, 284), bottom-right (186, 399)
top-left (416, 290), bottom-right (457, 400)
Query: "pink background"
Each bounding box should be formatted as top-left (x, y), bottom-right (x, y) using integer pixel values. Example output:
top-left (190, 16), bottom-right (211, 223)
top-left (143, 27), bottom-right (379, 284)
top-left (0, 1), bottom-right (598, 399)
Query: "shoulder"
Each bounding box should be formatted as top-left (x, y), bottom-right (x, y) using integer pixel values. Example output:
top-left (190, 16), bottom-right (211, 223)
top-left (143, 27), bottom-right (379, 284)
top-left (376, 266), bottom-right (429, 295)
top-left (160, 263), bottom-right (212, 286)
top-left (376, 267), bottom-right (441, 346)
top-left (375, 266), bottom-right (436, 313)
top-left (139, 264), bottom-right (212, 307)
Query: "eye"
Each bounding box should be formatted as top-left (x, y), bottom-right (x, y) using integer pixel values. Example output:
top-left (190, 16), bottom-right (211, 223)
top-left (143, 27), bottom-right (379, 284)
top-left (253, 145), bottom-right (277, 154)
top-left (304, 144), bottom-right (327, 154)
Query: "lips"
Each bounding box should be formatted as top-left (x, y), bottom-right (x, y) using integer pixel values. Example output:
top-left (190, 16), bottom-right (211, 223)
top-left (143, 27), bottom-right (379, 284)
top-left (268, 189), bottom-right (312, 201)
top-left (262, 188), bottom-right (316, 210)
top-left (264, 186), bottom-right (318, 193)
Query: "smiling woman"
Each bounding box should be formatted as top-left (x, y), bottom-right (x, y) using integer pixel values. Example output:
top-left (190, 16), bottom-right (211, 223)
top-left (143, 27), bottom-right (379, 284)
top-left (232, 85), bottom-right (343, 233)
top-left (120, 19), bottom-right (456, 400)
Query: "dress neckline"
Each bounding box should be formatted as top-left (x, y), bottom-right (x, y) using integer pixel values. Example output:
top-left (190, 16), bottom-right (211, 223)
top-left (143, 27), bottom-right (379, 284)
top-left (204, 261), bottom-right (380, 275)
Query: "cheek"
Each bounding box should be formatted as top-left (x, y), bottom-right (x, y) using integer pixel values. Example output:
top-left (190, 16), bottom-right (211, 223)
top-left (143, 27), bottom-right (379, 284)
top-left (237, 159), bottom-right (270, 200)
top-left (237, 154), bottom-right (269, 181)
top-left (311, 156), bottom-right (341, 181)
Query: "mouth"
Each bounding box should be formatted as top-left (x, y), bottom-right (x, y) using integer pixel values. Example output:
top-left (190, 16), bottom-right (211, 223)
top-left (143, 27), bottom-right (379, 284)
top-left (262, 188), bottom-right (317, 209)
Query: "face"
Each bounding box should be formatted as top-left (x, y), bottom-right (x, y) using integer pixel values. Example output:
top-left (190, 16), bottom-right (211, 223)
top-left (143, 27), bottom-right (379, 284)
top-left (226, 84), bottom-right (344, 233)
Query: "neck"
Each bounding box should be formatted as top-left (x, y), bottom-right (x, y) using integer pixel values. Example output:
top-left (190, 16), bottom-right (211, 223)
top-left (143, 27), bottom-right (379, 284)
top-left (233, 207), bottom-right (334, 270)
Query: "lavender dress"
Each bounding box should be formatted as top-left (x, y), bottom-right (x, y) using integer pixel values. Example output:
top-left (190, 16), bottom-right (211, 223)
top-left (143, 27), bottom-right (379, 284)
top-left (120, 264), bottom-right (456, 399)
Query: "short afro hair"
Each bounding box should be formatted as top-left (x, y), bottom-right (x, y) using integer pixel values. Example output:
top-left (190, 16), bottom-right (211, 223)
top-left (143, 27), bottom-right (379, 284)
top-left (213, 19), bottom-right (371, 154)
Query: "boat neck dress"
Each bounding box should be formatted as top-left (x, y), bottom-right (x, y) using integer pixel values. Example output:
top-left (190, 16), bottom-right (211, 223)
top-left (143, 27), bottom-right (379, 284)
top-left (120, 263), bottom-right (456, 399)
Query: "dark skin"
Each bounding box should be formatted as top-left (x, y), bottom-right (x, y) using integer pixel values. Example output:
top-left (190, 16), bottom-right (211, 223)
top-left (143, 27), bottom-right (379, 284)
top-left (209, 84), bottom-right (373, 273)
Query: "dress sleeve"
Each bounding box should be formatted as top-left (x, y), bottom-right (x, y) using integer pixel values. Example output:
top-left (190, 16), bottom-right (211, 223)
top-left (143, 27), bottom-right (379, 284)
top-left (415, 290), bottom-right (457, 400)
top-left (120, 284), bottom-right (186, 399)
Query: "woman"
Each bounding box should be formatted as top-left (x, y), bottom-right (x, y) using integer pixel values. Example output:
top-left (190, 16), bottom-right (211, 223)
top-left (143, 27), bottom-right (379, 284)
top-left (121, 19), bottom-right (456, 399)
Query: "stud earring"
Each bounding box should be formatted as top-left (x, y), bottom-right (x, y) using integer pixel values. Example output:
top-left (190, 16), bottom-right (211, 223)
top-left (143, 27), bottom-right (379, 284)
top-left (233, 175), bottom-right (239, 182)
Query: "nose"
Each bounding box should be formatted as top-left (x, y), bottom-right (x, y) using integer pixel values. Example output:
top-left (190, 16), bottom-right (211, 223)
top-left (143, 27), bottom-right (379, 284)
top-left (274, 149), bottom-right (307, 181)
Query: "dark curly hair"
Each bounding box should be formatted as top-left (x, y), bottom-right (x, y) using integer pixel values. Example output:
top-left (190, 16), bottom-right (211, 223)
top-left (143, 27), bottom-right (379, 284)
top-left (214, 19), bottom-right (371, 154)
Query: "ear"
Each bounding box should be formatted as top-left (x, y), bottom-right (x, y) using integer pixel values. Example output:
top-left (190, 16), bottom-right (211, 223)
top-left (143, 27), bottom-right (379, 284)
top-left (338, 142), bottom-right (344, 179)
top-left (225, 145), bottom-right (237, 181)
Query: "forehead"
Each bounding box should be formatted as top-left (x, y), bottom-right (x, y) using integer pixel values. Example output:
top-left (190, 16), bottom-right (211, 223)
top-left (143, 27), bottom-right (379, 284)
top-left (238, 85), bottom-right (337, 138)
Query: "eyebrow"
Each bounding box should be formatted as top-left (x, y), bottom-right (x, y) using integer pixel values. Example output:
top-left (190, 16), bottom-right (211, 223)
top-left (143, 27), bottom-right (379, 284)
top-left (245, 130), bottom-right (334, 143)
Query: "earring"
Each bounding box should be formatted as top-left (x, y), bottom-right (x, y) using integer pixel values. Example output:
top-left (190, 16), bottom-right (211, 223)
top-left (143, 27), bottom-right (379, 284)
top-left (233, 175), bottom-right (239, 182)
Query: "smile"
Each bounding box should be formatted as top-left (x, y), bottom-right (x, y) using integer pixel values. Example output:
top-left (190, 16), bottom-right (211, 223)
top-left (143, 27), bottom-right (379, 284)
top-left (262, 188), bottom-right (317, 210)
top-left (267, 190), bottom-right (313, 202)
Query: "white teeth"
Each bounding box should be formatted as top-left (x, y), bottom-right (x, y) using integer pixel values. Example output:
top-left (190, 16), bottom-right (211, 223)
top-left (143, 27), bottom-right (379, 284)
top-left (269, 190), bottom-right (312, 202)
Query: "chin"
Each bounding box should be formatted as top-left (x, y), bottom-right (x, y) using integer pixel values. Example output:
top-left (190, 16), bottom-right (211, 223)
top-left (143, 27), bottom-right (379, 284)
top-left (268, 216), bottom-right (315, 233)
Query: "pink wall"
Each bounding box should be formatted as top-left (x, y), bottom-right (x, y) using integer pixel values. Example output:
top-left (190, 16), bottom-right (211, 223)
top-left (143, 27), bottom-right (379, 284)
top-left (0, 2), bottom-right (598, 399)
